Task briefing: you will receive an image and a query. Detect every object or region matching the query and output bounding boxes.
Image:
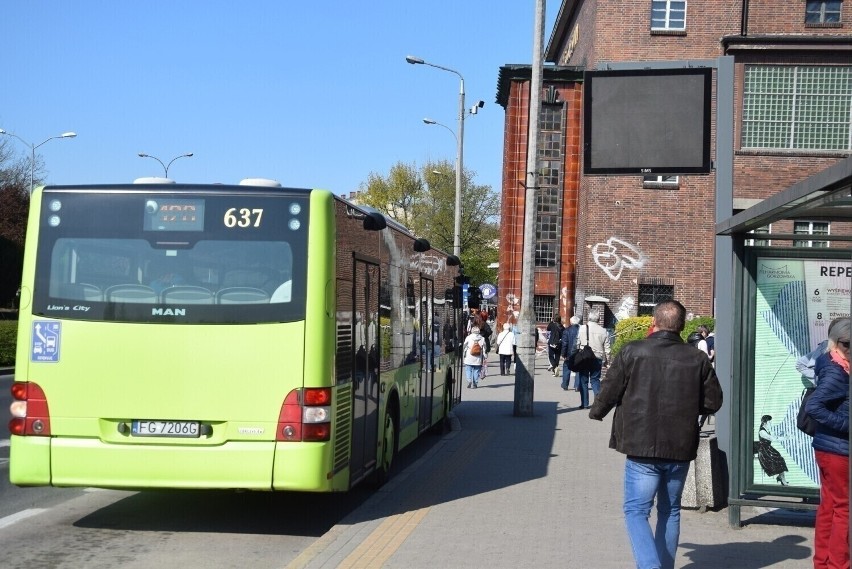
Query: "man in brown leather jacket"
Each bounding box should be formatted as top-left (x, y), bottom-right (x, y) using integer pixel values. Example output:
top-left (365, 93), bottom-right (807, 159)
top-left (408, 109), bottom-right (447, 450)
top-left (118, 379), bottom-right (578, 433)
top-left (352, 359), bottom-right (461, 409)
top-left (589, 300), bottom-right (722, 569)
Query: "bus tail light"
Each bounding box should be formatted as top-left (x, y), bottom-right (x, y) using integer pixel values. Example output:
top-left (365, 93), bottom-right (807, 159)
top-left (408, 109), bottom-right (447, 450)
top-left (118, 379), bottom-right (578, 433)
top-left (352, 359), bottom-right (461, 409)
top-left (277, 387), bottom-right (331, 442)
top-left (9, 381), bottom-right (51, 436)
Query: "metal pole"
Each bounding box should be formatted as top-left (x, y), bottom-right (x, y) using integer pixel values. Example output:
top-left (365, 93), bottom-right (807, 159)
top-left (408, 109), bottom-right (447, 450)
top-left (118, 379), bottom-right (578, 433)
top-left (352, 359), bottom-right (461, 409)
top-left (514, 0), bottom-right (546, 417)
top-left (139, 152), bottom-right (193, 178)
top-left (0, 130), bottom-right (75, 195)
top-left (30, 145), bottom-right (35, 194)
top-left (455, 78), bottom-right (465, 258)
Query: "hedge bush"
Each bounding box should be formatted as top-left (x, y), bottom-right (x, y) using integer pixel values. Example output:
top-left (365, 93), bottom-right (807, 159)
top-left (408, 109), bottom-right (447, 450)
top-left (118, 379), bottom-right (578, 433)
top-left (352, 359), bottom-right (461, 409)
top-left (0, 320), bottom-right (17, 366)
top-left (612, 315), bottom-right (715, 357)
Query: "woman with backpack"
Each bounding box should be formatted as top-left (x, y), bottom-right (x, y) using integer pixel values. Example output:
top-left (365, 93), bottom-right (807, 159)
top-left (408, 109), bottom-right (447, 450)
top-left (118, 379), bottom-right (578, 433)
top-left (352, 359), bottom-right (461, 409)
top-left (462, 326), bottom-right (487, 389)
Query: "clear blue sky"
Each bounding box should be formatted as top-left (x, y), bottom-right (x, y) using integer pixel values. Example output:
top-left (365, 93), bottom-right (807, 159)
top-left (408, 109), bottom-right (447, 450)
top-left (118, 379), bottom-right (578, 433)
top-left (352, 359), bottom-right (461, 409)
top-left (2, 2), bottom-right (560, 196)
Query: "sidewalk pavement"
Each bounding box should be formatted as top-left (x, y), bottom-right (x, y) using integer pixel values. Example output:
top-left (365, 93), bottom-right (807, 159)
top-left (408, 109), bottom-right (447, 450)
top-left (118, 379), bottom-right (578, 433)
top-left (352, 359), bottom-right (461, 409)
top-left (288, 358), bottom-right (815, 569)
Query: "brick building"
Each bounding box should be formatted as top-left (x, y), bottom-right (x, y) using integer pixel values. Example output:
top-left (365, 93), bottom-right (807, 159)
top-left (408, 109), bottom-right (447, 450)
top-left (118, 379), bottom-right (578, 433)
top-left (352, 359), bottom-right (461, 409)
top-left (496, 0), bottom-right (851, 328)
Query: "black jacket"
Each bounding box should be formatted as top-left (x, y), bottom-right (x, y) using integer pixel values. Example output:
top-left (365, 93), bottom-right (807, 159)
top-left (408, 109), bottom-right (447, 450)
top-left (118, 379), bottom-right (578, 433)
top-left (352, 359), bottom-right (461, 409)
top-left (589, 330), bottom-right (723, 462)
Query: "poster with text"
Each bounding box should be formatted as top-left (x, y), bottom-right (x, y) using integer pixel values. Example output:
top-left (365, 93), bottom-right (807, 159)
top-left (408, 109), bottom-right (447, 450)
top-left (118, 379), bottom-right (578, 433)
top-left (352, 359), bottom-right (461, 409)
top-left (752, 257), bottom-right (850, 489)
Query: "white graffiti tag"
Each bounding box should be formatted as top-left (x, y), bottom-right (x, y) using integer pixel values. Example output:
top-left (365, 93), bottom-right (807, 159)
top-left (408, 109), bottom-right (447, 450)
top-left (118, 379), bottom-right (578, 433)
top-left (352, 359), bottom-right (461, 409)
top-left (592, 238), bottom-right (646, 281)
top-left (615, 296), bottom-right (635, 321)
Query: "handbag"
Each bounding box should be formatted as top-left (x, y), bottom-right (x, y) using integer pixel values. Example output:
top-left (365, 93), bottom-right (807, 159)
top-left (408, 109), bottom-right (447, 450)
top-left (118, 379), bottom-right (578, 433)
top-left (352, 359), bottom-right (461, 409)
top-left (796, 387), bottom-right (817, 436)
top-left (569, 325), bottom-right (597, 373)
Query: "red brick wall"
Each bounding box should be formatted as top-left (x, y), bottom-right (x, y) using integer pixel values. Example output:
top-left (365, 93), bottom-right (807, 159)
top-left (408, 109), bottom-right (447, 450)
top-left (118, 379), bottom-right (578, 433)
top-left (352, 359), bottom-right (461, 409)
top-left (747, 0), bottom-right (850, 33)
top-left (500, 0), bottom-right (852, 323)
top-left (497, 80), bottom-right (583, 327)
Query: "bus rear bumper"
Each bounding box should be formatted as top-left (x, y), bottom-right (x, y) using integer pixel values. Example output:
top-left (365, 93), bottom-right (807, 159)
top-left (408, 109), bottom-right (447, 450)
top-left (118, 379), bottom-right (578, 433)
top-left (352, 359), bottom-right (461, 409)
top-left (10, 436), bottom-right (334, 492)
top-left (10, 437), bottom-right (275, 490)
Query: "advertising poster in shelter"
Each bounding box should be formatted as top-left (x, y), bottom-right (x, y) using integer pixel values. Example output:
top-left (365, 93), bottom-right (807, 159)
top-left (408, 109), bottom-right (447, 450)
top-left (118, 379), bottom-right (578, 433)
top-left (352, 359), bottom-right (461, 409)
top-left (752, 257), bottom-right (851, 489)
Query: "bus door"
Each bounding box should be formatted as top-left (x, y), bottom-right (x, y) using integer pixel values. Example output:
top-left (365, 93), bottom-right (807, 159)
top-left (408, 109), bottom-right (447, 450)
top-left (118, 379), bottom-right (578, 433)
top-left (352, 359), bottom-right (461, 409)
top-left (418, 276), bottom-right (434, 433)
top-left (350, 258), bottom-right (380, 480)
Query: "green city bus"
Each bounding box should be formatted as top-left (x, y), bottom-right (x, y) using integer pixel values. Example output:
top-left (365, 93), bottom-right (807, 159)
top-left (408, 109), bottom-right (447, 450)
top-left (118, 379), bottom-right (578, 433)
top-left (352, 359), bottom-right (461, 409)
top-left (10, 180), bottom-right (462, 491)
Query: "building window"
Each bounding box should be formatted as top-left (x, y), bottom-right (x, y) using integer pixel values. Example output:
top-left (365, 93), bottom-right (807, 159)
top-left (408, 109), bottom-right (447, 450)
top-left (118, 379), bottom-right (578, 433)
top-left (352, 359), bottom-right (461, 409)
top-left (536, 215), bottom-right (559, 241)
top-left (651, 0), bottom-right (687, 31)
top-left (745, 225), bottom-right (772, 247)
top-left (806, 1), bottom-right (842, 24)
top-left (535, 242), bottom-right (558, 267)
top-left (742, 65), bottom-right (852, 151)
top-left (535, 103), bottom-right (563, 269)
top-left (540, 106), bottom-right (563, 132)
top-left (534, 295), bottom-right (555, 323)
top-left (637, 282), bottom-right (674, 316)
top-left (539, 132), bottom-right (562, 159)
top-left (793, 221), bottom-right (830, 247)
top-left (642, 175), bottom-right (679, 188)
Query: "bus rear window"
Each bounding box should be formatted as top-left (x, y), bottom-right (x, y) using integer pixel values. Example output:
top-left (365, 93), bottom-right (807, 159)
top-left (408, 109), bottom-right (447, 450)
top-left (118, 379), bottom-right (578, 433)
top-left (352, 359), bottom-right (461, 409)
top-left (31, 190), bottom-right (308, 324)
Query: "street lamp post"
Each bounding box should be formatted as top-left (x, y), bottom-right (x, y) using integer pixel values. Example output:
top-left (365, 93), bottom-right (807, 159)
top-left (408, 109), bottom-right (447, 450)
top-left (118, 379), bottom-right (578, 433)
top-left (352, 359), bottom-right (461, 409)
top-left (406, 55), bottom-right (465, 259)
top-left (0, 129), bottom-right (77, 193)
top-left (138, 152), bottom-right (194, 178)
top-left (422, 117), bottom-right (459, 241)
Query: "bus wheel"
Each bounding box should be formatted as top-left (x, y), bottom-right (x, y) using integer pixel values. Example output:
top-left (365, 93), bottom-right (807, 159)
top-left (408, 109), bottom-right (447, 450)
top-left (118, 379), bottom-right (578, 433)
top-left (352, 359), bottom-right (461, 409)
top-left (375, 407), bottom-right (398, 486)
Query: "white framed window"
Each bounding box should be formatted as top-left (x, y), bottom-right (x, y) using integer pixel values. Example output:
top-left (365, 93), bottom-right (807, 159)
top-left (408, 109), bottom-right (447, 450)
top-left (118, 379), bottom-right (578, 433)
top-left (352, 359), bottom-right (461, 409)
top-left (642, 175), bottom-right (679, 188)
top-left (793, 221), bottom-right (830, 248)
top-left (806, 1), bottom-right (842, 24)
top-left (745, 225), bottom-right (772, 247)
top-left (742, 65), bottom-right (852, 151)
top-left (651, 0), bottom-right (687, 31)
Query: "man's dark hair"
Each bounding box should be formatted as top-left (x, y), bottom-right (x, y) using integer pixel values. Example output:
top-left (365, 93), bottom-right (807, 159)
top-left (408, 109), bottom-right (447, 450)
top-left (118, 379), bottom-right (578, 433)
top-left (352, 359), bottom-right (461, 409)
top-left (653, 300), bottom-right (686, 333)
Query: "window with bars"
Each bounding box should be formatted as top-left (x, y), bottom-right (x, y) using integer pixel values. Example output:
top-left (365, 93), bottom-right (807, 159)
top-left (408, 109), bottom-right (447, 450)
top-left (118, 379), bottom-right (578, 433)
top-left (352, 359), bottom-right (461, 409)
top-left (806, 1), bottom-right (842, 24)
top-left (793, 221), bottom-right (830, 248)
top-left (742, 65), bottom-right (852, 151)
top-left (638, 283), bottom-right (674, 316)
top-left (651, 0), bottom-right (687, 31)
top-left (745, 225), bottom-right (772, 247)
top-left (534, 295), bottom-right (555, 323)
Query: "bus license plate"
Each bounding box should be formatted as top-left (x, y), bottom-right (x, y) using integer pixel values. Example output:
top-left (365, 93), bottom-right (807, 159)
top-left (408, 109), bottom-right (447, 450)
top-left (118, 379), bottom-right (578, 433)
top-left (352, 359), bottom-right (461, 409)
top-left (131, 420), bottom-right (200, 438)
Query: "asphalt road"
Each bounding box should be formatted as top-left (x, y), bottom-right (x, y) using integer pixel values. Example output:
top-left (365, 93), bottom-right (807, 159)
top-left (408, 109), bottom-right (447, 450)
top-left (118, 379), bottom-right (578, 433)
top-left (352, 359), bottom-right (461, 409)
top-left (0, 371), bottom-right (441, 568)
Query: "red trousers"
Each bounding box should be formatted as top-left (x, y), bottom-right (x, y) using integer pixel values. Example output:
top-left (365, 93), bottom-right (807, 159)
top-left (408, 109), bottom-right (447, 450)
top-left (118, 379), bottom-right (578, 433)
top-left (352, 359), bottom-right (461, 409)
top-left (814, 450), bottom-right (850, 569)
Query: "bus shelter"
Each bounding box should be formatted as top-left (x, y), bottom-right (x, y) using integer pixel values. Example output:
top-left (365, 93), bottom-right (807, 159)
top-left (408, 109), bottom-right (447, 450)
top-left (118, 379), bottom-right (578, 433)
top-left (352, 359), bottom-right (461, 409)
top-left (716, 155), bottom-right (852, 527)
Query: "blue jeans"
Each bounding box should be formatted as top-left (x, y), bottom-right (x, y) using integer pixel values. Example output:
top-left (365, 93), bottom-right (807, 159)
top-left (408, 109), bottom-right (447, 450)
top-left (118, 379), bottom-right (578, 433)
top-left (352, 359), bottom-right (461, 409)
top-left (465, 365), bottom-right (481, 386)
top-left (561, 362), bottom-right (572, 389)
top-left (577, 358), bottom-right (602, 408)
top-left (623, 458), bottom-right (690, 569)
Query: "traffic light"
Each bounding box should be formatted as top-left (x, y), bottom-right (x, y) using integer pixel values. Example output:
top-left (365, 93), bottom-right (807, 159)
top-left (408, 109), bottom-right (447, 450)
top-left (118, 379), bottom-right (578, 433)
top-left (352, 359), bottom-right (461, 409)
top-left (468, 286), bottom-right (482, 310)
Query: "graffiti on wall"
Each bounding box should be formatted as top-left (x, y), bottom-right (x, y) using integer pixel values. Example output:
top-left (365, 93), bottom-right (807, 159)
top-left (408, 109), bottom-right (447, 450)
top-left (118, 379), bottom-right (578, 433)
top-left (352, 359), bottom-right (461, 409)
top-left (614, 296), bottom-right (635, 321)
top-left (592, 237), bottom-right (647, 281)
top-left (561, 286), bottom-right (570, 310)
top-left (505, 293), bottom-right (520, 319)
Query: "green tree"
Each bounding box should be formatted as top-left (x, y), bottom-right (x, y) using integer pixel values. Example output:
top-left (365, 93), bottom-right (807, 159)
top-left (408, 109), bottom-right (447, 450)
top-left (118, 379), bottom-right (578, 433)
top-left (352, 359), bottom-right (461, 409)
top-left (357, 159), bottom-right (499, 286)
top-left (0, 139), bottom-right (37, 308)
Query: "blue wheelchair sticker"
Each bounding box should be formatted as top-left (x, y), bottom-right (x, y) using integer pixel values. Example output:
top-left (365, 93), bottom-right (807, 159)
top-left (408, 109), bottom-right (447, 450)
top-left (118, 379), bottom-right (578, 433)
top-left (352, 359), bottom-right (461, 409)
top-left (32, 321), bottom-right (61, 363)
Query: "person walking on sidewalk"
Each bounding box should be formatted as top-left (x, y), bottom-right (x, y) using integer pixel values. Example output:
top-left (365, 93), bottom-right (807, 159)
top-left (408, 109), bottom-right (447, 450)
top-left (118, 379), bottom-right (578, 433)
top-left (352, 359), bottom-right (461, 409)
top-left (546, 315), bottom-right (564, 376)
top-left (575, 308), bottom-right (610, 409)
top-left (462, 326), bottom-right (486, 389)
top-left (560, 315), bottom-right (581, 390)
top-left (589, 300), bottom-right (723, 569)
top-left (496, 323), bottom-right (515, 376)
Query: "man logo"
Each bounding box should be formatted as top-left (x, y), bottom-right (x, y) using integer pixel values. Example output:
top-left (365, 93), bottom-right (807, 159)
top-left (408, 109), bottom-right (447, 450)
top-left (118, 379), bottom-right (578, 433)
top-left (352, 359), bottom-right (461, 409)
top-left (152, 308), bottom-right (186, 316)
